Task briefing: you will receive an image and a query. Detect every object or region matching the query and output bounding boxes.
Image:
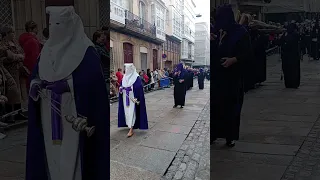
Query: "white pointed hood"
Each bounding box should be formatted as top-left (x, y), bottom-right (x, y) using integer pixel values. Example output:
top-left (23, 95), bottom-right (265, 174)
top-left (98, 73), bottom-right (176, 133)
top-left (39, 6), bottom-right (94, 82)
top-left (122, 63), bottom-right (139, 87)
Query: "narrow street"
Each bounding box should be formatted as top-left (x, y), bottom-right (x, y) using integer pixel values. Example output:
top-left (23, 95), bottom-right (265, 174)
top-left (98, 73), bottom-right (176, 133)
top-left (3, 53), bottom-right (320, 180)
top-left (211, 54), bottom-right (320, 180)
top-left (0, 79), bottom-right (210, 180)
top-left (110, 80), bottom-right (210, 180)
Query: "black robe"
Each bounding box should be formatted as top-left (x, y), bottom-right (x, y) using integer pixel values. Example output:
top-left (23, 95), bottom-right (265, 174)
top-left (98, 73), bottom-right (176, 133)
top-left (197, 72), bottom-right (205, 89)
top-left (206, 71), bottom-right (210, 80)
top-left (254, 34), bottom-right (268, 84)
top-left (189, 71), bottom-right (194, 88)
top-left (280, 33), bottom-right (301, 88)
top-left (173, 74), bottom-right (186, 106)
top-left (310, 28), bottom-right (319, 60)
top-left (211, 33), bottom-right (252, 141)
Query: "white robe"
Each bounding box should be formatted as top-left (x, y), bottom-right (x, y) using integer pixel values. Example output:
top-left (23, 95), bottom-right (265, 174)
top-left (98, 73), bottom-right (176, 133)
top-left (31, 76), bottom-right (82, 180)
top-left (122, 85), bottom-right (136, 128)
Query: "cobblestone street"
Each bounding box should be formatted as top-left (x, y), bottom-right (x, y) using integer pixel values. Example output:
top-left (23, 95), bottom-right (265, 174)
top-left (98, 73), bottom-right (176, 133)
top-left (3, 53), bottom-right (320, 180)
top-left (211, 54), bottom-right (320, 180)
top-left (110, 80), bottom-right (210, 180)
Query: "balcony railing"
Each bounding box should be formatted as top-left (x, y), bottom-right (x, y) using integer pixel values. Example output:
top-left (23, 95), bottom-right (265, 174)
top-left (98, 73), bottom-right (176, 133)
top-left (125, 10), bottom-right (156, 38)
top-left (110, 2), bottom-right (126, 25)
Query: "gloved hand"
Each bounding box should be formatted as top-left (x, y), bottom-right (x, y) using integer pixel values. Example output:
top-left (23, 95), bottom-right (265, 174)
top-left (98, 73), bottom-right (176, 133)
top-left (29, 81), bottom-right (43, 101)
top-left (45, 80), bottom-right (70, 95)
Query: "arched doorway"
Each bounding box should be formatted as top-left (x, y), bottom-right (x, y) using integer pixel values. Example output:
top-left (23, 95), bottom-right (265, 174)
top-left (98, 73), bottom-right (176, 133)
top-left (153, 49), bottom-right (158, 70)
top-left (123, 43), bottom-right (133, 63)
top-left (45, 0), bottom-right (74, 27)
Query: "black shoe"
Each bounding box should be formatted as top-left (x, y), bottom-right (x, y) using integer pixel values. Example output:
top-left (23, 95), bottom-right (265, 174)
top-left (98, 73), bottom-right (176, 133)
top-left (226, 140), bottom-right (235, 147)
top-left (173, 105), bottom-right (177, 108)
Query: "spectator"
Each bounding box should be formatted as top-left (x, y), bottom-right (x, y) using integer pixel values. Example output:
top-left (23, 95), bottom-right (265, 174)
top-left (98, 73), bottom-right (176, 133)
top-left (19, 20), bottom-right (41, 89)
top-left (116, 68), bottom-right (123, 86)
top-left (93, 30), bottom-right (108, 69)
top-left (42, 27), bottom-right (49, 46)
top-left (1, 25), bottom-right (28, 120)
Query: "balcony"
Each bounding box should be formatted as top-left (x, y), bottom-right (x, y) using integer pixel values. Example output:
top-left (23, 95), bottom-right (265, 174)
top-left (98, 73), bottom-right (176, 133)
top-left (110, 1), bottom-right (126, 26)
top-left (124, 10), bottom-right (163, 43)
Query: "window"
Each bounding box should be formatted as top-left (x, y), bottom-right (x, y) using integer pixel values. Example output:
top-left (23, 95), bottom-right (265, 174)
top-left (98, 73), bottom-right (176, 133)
top-left (155, 5), bottom-right (165, 31)
top-left (166, 10), bottom-right (169, 25)
top-left (173, 12), bottom-right (181, 37)
top-left (123, 0), bottom-right (130, 10)
top-left (139, 1), bottom-right (146, 25)
top-left (151, 5), bottom-right (156, 25)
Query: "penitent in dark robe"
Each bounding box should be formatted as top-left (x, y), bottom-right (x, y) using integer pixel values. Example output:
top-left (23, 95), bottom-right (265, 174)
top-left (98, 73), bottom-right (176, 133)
top-left (279, 23), bottom-right (300, 88)
top-left (211, 4), bottom-right (252, 147)
top-left (253, 30), bottom-right (269, 85)
top-left (197, 68), bottom-right (205, 90)
top-left (173, 63), bottom-right (186, 108)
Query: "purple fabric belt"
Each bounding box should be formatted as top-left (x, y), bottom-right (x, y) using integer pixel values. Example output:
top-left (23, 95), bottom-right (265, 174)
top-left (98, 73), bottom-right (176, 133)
top-left (119, 87), bottom-right (132, 106)
top-left (42, 80), bottom-right (63, 143)
top-left (51, 93), bottom-right (62, 143)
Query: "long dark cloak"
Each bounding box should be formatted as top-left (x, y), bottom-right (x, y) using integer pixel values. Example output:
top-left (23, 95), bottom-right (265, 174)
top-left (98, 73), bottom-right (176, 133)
top-left (185, 71), bottom-right (190, 90)
top-left (281, 32), bottom-right (301, 88)
top-left (211, 33), bottom-right (251, 141)
top-left (197, 72), bottom-right (205, 89)
top-left (26, 47), bottom-right (110, 180)
top-left (118, 77), bottom-right (148, 129)
top-left (189, 71), bottom-right (194, 88)
top-left (173, 71), bottom-right (186, 106)
top-left (254, 34), bottom-right (268, 84)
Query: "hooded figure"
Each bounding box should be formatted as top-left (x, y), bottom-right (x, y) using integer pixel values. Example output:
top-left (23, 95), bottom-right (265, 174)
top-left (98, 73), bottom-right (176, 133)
top-left (118, 63), bottom-right (148, 137)
top-left (211, 4), bottom-right (252, 147)
top-left (280, 23), bottom-right (300, 88)
top-left (26, 6), bottom-right (109, 180)
top-left (197, 68), bottom-right (205, 90)
top-left (173, 63), bottom-right (186, 108)
top-left (311, 23), bottom-right (320, 60)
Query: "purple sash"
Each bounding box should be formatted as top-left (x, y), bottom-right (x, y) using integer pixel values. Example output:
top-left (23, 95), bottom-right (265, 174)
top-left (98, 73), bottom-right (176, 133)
top-left (41, 80), bottom-right (63, 144)
top-left (51, 93), bottom-right (62, 144)
top-left (119, 87), bottom-right (132, 106)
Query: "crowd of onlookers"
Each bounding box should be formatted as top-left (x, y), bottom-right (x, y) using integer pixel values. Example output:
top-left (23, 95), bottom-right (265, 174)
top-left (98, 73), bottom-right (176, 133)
top-left (0, 21), bottom-right (109, 129)
top-left (109, 66), bottom-right (210, 99)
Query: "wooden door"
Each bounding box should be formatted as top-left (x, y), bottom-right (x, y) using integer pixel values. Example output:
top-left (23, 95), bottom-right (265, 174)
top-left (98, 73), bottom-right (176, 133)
top-left (123, 43), bottom-right (133, 63)
top-left (153, 49), bottom-right (158, 70)
top-left (45, 0), bottom-right (75, 27)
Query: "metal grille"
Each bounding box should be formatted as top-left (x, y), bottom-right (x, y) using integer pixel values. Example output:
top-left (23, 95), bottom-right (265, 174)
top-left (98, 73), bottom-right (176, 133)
top-left (0, 0), bottom-right (13, 26)
top-left (99, 0), bottom-right (109, 27)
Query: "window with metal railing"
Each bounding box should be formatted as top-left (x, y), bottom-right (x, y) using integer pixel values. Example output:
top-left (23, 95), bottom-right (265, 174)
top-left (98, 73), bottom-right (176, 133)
top-left (0, 0), bottom-right (13, 27)
top-left (99, 0), bottom-right (108, 27)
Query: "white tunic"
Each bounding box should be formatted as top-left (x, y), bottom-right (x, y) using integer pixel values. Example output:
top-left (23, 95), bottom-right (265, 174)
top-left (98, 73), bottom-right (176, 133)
top-left (31, 77), bottom-right (82, 180)
top-left (122, 85), bottom-right (136, 128)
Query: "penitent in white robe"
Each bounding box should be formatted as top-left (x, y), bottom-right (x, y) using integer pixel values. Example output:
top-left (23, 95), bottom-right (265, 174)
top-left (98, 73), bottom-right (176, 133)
top-left (31, 76), bottom-right (82, 180)
top-left (122, 85), bottom-right (136, 128)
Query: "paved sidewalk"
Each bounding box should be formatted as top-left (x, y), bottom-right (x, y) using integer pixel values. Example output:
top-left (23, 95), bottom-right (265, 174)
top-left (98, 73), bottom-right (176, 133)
top-left (162, 99), bottom-right (210, 180)
top-left (110, 80), bottom-right (210, 180)
top-left (211, 54), bottom-right (320, 180)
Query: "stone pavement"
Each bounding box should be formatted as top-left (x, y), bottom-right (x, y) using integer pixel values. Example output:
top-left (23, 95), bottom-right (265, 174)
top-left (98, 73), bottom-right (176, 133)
top-left (211, 54), bottom-right (320, 180)
top-left (0, 127), bottom-right (26, 180)
top-left (162, 99), bottom-right (210, 180)
top-left (110, 80), bottom-right (210, 180)
top-left (0, 79), bottom-right (209, 180)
